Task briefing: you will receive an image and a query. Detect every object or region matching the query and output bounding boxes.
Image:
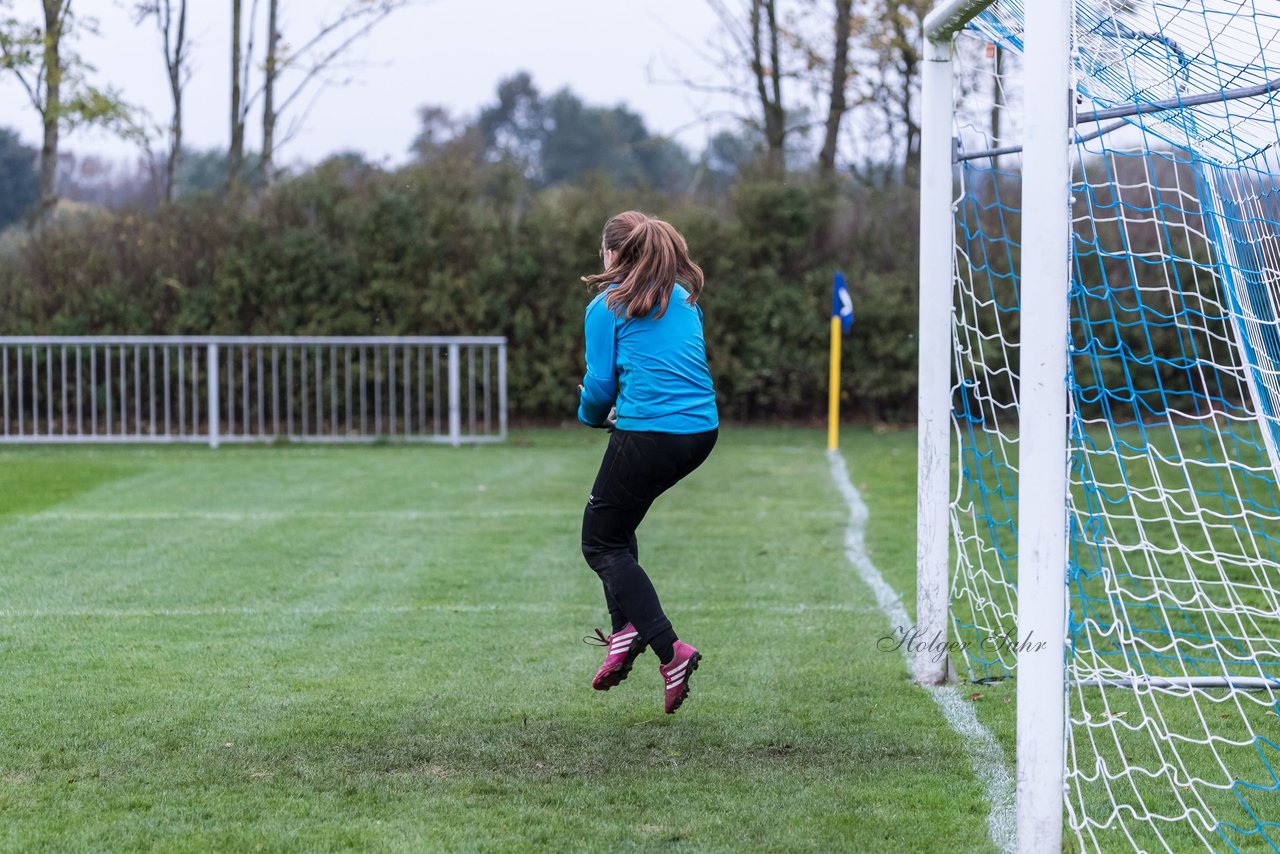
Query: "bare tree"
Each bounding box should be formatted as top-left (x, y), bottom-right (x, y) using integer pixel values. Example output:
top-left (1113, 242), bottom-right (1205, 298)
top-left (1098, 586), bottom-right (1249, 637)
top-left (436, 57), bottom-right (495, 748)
top-left (681, 0), bottom-right (860, 176)
top-left (855, 0), bottom-right (930, 181)
top-left (818, 0), bottom-right (852, 177)
top-left (228, 0), bottom-right (246, 191)
top-left (136, 0), bottom-right (189, 202)
top-left (893, 6), bottom-right (924, 180)
top-left (693, 0), bottom-right (801, 173)
top-left (246, 0), bottom-right (414, 187)
top-left (35, 0), bottom-right (64, 219)
top-left (0, 0), bottom-right (133, 222)
top-left (749, 0), bottom-right (786, 172)
top-left (261, 0), bottom-right (278, 186)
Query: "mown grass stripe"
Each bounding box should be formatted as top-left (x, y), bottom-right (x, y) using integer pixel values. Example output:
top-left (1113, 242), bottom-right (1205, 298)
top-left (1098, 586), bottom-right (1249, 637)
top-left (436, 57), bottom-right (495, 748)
top-left (0, 601), bottom-right (869, 619)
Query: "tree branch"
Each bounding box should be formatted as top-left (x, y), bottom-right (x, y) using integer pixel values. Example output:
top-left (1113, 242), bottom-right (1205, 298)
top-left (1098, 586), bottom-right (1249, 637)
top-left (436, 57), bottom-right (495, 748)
top-left (0, 36), bottom-right (42, 111)
top-left (274, 8), bottom-right (395, 118)
top-left (238, 0), bottom-right (260, 125)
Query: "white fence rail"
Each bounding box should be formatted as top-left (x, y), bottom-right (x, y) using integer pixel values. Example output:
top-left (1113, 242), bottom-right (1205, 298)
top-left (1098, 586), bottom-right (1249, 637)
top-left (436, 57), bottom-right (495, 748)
top-left (0, 336), bottom-right (507, 447)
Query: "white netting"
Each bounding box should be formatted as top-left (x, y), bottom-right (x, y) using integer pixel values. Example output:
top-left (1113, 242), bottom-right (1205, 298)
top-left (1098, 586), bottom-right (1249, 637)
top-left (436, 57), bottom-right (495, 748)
top-left (945, 1), bottom-right (1280, 849)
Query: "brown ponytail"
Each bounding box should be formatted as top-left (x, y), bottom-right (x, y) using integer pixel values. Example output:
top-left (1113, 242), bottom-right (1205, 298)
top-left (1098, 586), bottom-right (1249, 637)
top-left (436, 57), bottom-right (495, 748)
top-left (581, 211), bottom-right (705, 319)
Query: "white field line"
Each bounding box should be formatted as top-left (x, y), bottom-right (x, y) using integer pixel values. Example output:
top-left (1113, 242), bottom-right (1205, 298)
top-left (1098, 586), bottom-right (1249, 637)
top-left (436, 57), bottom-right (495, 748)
top-left (0, 601), bottom-right (867, 620)
top-left (12, 508), bottom-right (580, 522)
top-left (828, 449), bottom-right (1015, 854)
top-left (12, 508), bottom-right (846, 523)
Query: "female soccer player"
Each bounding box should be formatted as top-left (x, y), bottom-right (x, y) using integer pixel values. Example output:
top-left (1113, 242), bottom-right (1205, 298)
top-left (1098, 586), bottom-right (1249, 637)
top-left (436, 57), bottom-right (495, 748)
top-left (577, 210), bottom-right (718, 714)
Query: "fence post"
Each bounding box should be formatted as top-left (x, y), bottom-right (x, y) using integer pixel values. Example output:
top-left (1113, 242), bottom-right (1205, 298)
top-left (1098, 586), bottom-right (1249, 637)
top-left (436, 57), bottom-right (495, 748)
top-left (447, 343), bottom-right (462, 447)
top-left (207, 342), bottom-right (220, 450)
top-left (498, 340), bottom-right (508, 441)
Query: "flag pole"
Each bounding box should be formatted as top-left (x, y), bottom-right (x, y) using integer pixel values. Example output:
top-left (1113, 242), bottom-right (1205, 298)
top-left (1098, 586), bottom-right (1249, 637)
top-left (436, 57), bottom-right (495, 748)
top-left (828, 314), bottom-right (841, 451)
top-left (828, 271), bottom-right (850, 451)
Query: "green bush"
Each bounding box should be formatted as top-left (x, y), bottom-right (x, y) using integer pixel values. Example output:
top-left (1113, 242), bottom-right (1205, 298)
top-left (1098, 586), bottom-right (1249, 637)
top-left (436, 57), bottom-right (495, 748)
top-left (0, 159), bottom-right (918, 423)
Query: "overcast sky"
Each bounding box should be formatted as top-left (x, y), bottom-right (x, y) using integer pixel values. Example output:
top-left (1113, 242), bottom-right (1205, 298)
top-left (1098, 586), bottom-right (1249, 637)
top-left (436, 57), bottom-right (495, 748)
top-left (0, 0), bottom-right (743, 169)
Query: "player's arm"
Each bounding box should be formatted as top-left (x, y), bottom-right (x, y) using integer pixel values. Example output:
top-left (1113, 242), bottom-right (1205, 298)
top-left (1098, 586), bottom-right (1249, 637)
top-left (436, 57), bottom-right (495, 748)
top-left (578, 299), bottom-right (617, 428)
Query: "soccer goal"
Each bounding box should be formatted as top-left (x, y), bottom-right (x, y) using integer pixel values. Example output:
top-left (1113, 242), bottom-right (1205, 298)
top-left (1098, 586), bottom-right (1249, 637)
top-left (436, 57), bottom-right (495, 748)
top-left (917, 1), bottom-right (1280, 851)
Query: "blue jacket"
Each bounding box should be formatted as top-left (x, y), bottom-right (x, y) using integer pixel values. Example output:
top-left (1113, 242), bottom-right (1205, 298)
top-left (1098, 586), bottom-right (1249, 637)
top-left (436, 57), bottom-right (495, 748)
top-left (577, 284), bottom-right (718, 434)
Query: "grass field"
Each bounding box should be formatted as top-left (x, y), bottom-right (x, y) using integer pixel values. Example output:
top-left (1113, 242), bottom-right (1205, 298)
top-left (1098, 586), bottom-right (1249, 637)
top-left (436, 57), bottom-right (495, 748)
top-left (0, 427), bottom-right (1004, 852)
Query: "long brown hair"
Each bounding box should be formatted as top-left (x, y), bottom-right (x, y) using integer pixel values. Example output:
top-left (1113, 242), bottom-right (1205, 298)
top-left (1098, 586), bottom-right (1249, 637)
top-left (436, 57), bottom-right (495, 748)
top-left (581, 211), bottom-right (705, 319)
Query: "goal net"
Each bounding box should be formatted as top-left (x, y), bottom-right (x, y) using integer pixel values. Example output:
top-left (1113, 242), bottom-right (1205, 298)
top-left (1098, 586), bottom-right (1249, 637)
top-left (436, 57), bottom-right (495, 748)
top-left (931, 1), bottom-right (1280, 850)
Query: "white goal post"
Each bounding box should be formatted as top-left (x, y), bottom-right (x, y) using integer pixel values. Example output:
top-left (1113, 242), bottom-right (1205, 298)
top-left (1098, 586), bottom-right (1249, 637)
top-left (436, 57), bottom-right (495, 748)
top-left (920, 3), bottom-right (1071, 852)
top-left (918, 1), bottom-right (1280, 852)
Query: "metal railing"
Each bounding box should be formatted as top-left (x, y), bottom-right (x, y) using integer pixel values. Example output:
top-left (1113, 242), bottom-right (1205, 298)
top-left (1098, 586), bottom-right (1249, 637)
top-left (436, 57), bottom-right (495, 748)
top-left (0, 336), bottom-right (507, 447)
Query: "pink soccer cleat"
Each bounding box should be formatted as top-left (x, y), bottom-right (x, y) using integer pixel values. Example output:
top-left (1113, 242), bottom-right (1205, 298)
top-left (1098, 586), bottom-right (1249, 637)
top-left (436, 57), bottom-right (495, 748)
top-left (659, 641), bottom-right (701, 714)
top-left (585, 624), bottom-right (646, 691)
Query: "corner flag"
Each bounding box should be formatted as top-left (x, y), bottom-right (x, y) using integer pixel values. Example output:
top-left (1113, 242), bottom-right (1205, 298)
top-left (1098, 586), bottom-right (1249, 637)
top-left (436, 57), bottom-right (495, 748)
top-left (833, 271), bottom-right (854, 333)
top-left (828, 271), bottom-right (852, 450)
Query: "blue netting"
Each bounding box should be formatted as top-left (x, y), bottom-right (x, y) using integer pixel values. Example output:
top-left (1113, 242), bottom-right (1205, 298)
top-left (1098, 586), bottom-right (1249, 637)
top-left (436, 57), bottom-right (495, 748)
top-left (948, 2), bottom-right (1280, 848)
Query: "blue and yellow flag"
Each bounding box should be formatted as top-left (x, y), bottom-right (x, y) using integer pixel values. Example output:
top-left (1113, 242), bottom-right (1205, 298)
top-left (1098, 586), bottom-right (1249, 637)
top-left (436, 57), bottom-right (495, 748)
top-left (832, 271), bottom-right (854, 333)
top-left (828, 271), bottom-right (852, 450)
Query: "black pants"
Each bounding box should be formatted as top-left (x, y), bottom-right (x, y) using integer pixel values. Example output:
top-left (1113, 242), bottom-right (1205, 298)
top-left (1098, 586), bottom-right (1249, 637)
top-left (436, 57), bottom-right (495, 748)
top-left (581, 428), bottom-right (718, 647)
